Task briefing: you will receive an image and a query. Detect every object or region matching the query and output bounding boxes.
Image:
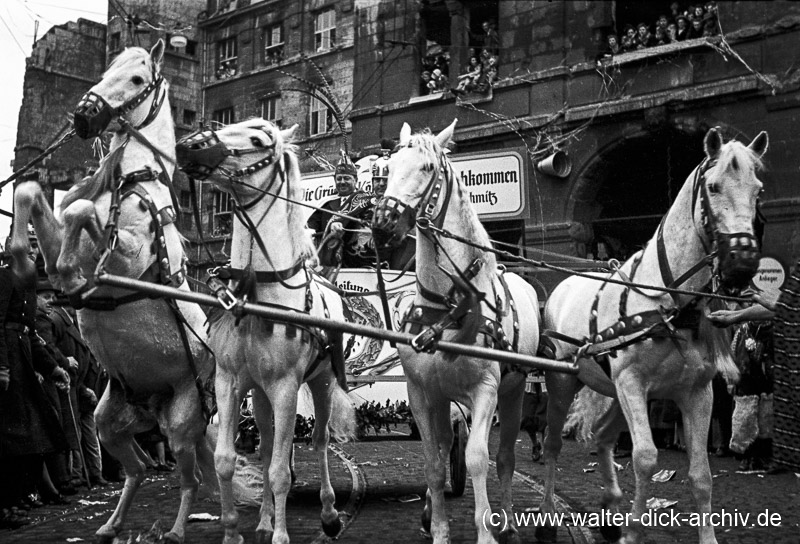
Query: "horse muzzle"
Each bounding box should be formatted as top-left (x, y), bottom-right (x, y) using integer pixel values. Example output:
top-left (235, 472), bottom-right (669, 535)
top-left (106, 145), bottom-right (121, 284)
top-left (372, 195), bottom-right (415, 248)
top-left (718, 232), bottom-right (760, 289)
top-left (73, 91), bottom-right (116, 139)
top-left (176, 130), bottom-right (232, 180)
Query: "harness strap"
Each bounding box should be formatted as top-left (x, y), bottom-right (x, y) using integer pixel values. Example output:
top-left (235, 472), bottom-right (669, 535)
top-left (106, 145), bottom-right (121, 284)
top-left (224, 261), bottom-right (304, 284)
top-left (167, 298), bottom-right (215, 425)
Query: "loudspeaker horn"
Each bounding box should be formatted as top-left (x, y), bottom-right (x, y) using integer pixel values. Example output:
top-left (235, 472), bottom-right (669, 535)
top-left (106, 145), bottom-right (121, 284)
top-left (536, 151), bottom-right (572, 178)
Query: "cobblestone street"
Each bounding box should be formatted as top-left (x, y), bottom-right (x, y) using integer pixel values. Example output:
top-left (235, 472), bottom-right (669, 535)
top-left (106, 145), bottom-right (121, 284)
top-left (4, 426), bottom-right (799, 544)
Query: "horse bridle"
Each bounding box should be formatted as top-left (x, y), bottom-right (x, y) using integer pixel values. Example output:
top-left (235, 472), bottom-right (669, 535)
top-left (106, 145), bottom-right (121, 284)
top-left (73, 66), bottom-right (165, 138)
top-left (656, 157), bottom-right (760, 299)
top-left (373, 146), bottom-right (454, 247)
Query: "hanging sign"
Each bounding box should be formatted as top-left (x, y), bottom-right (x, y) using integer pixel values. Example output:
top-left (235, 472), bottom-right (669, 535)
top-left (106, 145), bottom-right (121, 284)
top-left (449, 150), bottom-right (528, 220)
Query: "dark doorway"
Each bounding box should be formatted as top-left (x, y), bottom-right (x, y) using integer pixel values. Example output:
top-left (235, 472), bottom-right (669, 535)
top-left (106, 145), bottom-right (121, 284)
top-left (577, 127), bottom-right (706, 262)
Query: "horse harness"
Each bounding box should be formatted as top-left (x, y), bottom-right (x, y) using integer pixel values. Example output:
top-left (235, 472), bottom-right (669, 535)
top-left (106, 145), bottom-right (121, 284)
top-left (402, 259), bottom-right (525, 377)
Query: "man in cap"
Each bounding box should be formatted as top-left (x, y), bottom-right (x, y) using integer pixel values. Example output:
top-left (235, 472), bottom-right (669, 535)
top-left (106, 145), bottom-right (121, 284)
top-left (307, 151), bottom-right (373, 270)
top-left (36, 278), bottom-right (107, 487)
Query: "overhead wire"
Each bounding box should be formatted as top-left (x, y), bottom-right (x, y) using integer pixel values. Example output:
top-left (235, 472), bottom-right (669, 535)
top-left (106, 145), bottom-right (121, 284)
top-left (0, 13), bottom-right (28, 55)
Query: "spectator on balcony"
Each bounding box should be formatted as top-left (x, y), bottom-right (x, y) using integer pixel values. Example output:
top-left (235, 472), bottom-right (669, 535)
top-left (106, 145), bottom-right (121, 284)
top-left (656, 14), bottom-right (670, 33)
top-left (687, 17), bottom-right (705, 39)
top-left (676, 15), bottom-right (690, 41)
top-left (654, 25), bottom-right (668, 46)
top-left (605, 34), bottom-right (621, 56)
top-left (453, 56), bottom-right (483, 95)
top-left (666, 22), bottom-right (679, 43)
top-left (691, 4), bottom-right (706, 21)
top-left (427, 68), bottom-right (449, 93)
top-left (620, 24), bottom-right (639, 52)
top-left (636, 22), bottom-right (655, 49)
top-left (481, 20), bottom-right (500, 57)
top-left (670, 1), bottom-right (682, 20)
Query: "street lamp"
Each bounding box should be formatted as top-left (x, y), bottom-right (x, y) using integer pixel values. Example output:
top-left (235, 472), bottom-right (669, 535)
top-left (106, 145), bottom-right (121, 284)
top-left (170, 32), bottom-right (188, 48)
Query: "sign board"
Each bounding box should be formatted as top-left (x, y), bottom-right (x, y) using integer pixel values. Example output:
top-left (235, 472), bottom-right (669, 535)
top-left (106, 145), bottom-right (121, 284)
top-left (751, 256), bottom-right (786, 297)
top-left (449, 150), bottom-right (528, 220)
top-left (298, 150), bottom-right (528, 223)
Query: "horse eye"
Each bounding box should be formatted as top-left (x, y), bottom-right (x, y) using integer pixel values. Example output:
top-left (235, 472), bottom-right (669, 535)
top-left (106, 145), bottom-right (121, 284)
top-left (132, 76), bottom-right (144, 85)
top-left (707, 182), bottom-right (719, 194)
top-left (250, 137), bottom-right (263, 147)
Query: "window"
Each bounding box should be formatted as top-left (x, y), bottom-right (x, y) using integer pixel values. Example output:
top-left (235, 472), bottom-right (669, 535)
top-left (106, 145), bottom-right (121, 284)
top-left (212, 107), bottom-right (235, 126)
top-left (216, 37), bottom-right (238, 79)
top-left (264, 24), bottom-right (284, 65)
top-left (212, 190), bottom-right (234, 237)
top-left (182, 109), bottom-right (197, 127)
top-left (185, 40), bottom-right (197, 56)
top-left (260, 96), bottom-right (282, 127)
top-left (309, 96), bottom-right (333, 136)
top-left (109, 32), bottom-right (121, 52)
top-left (314, 9), bottom-right (336, 52)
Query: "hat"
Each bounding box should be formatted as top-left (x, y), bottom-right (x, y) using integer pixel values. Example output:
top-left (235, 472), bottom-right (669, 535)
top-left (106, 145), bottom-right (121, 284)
top-left (334, 150), bottom-right (357, 178)
top-left (372, 156), bottom-right (390, 179)
top-left (379, 139), bottom-right (396, 155)
top-left (36, 277), bottom-right (56, 292)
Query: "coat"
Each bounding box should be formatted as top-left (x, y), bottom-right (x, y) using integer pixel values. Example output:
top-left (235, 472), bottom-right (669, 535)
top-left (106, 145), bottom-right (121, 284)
top-left (0, 267), bottom-right (68, 458)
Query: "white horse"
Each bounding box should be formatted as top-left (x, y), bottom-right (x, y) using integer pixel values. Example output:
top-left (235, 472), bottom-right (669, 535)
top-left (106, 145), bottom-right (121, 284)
top-left (10, 41), bottom-right (217, 543)
top-left (372, 120), bottom-right (540, 544)
top-left (537, 127), bottom-right (768, 544)
top-left (175, 118), bottom-right (356, 544)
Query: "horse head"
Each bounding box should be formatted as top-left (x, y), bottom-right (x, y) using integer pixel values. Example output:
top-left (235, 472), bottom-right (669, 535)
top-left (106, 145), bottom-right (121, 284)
top-left (372, 119), bottom-right (457, 247)
top-left (701, 128), bottom-right (768, 290)
top-left (176, 118), bottom-right (299, 203)
top-left (73, 40), bottom-right (167, 139)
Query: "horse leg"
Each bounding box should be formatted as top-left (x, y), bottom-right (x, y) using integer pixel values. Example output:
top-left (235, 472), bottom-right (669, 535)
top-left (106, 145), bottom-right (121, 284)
top-left (94, 380), bottom-right (153, 543)
top-left (10, 181), bottom-right (63, 279)
top-left (495, 377), bottom-right (525, 544)
top-left (214, 368), bottom-right (246, 544)
top-left (306, 375), bottom-right (343, 537)
top-left (252, 388), bottom-right (275, 544)
top-left (196, 433), bottom-right (220, 500)
top-left (468, 385), bottom-right (499, 544)
top-left (536, 373), bottom-right (579, 543)
top-left (159, 384), bottom-right (207, 543)
top-left (616, 380), bottom-right (658, 544)
top-left (677, 384), bottom-right (717, 544)
top-left (57, 199), bottom-right (105, 294)
top-left (407, 380), bottom-right (452, 544)
top-left (592, 400), bottom-right (628, 543)
top-left (266, 379), bottom-right (300, 544)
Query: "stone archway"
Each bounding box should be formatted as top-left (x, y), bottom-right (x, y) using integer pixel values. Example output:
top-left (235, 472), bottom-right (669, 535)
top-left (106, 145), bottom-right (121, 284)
top-left (567, 125), bottom-right (706, 261)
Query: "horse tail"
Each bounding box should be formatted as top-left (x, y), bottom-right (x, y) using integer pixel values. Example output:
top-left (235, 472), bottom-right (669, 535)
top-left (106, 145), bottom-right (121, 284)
top-left (701, 298), bottom-right (740, 385)
top-left (327, 385), bottom-right (357, 443)
top-left (566, 386), bottom-right (617, 444)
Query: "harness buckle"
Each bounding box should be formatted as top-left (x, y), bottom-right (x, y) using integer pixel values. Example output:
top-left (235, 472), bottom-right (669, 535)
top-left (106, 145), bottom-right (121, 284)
top-left (207, 276), bottom-right (237, 311)
top-left (411, 324), bottom-right (442, 353)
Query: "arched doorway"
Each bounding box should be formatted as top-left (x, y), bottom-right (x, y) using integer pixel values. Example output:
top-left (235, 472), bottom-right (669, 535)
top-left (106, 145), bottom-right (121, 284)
top-left (569, 126), bottom-right (706, 261)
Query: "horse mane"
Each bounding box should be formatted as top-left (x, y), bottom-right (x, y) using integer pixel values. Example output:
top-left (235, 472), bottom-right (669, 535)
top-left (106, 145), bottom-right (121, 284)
top-left (60, 145), bottom-right (125, 212)
top-left (265, 121), bottom-right (316, 263)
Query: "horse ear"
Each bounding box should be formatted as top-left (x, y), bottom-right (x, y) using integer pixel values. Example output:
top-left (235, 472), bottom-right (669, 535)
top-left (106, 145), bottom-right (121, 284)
top-left (399, 123), bottom-right (412, 146)
top-left (150, 39), bottom-right (165, 69)
top-left (748, 131), bottom-right (768, 158)
top-left (435, 119), bottom-right (458, 149)
top-left (704, 126), bottom-right (723, 160)
top-left (279, 124), bottom-right (299, 142)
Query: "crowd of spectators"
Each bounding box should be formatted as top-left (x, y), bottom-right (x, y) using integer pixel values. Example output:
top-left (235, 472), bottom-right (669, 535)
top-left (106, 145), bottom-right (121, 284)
top-left (603, 2), bottom-right (720, 58)
top-left (421, 20), bottom-right (501, 96)
top-left (0, 234), bottom-right (176, 530)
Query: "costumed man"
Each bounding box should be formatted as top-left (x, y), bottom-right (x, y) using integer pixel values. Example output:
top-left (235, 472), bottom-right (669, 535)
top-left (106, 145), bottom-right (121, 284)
top-left (370, 140), bottom-right (416, 271)
top-left (36, 278), bottom-right (107, 487)
top-left (307, 151), bottom-right (374, 274)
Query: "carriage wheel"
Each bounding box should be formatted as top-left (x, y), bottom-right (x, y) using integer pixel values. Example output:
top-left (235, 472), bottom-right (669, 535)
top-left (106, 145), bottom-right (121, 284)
top-left (449, 418), bottom-right (467, 497)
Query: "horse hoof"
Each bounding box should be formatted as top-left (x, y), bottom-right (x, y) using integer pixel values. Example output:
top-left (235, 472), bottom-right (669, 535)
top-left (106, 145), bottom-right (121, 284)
top-left (254, 528), bottom-right (273, 544)
top-left (420, 506), bottom-right (432, 534)
top-left (94, 526), bottom-right (119, 544)
top-left (163, 531), bottom-right (183, 544)
top-left (499, 528), bottom-right (522, 544)
top-left (321, 515), bottom-right (342, 537)
top-left (600, 524), bottom-right (623, 543)
top-left (534, 525), bottom-right (557, 543)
